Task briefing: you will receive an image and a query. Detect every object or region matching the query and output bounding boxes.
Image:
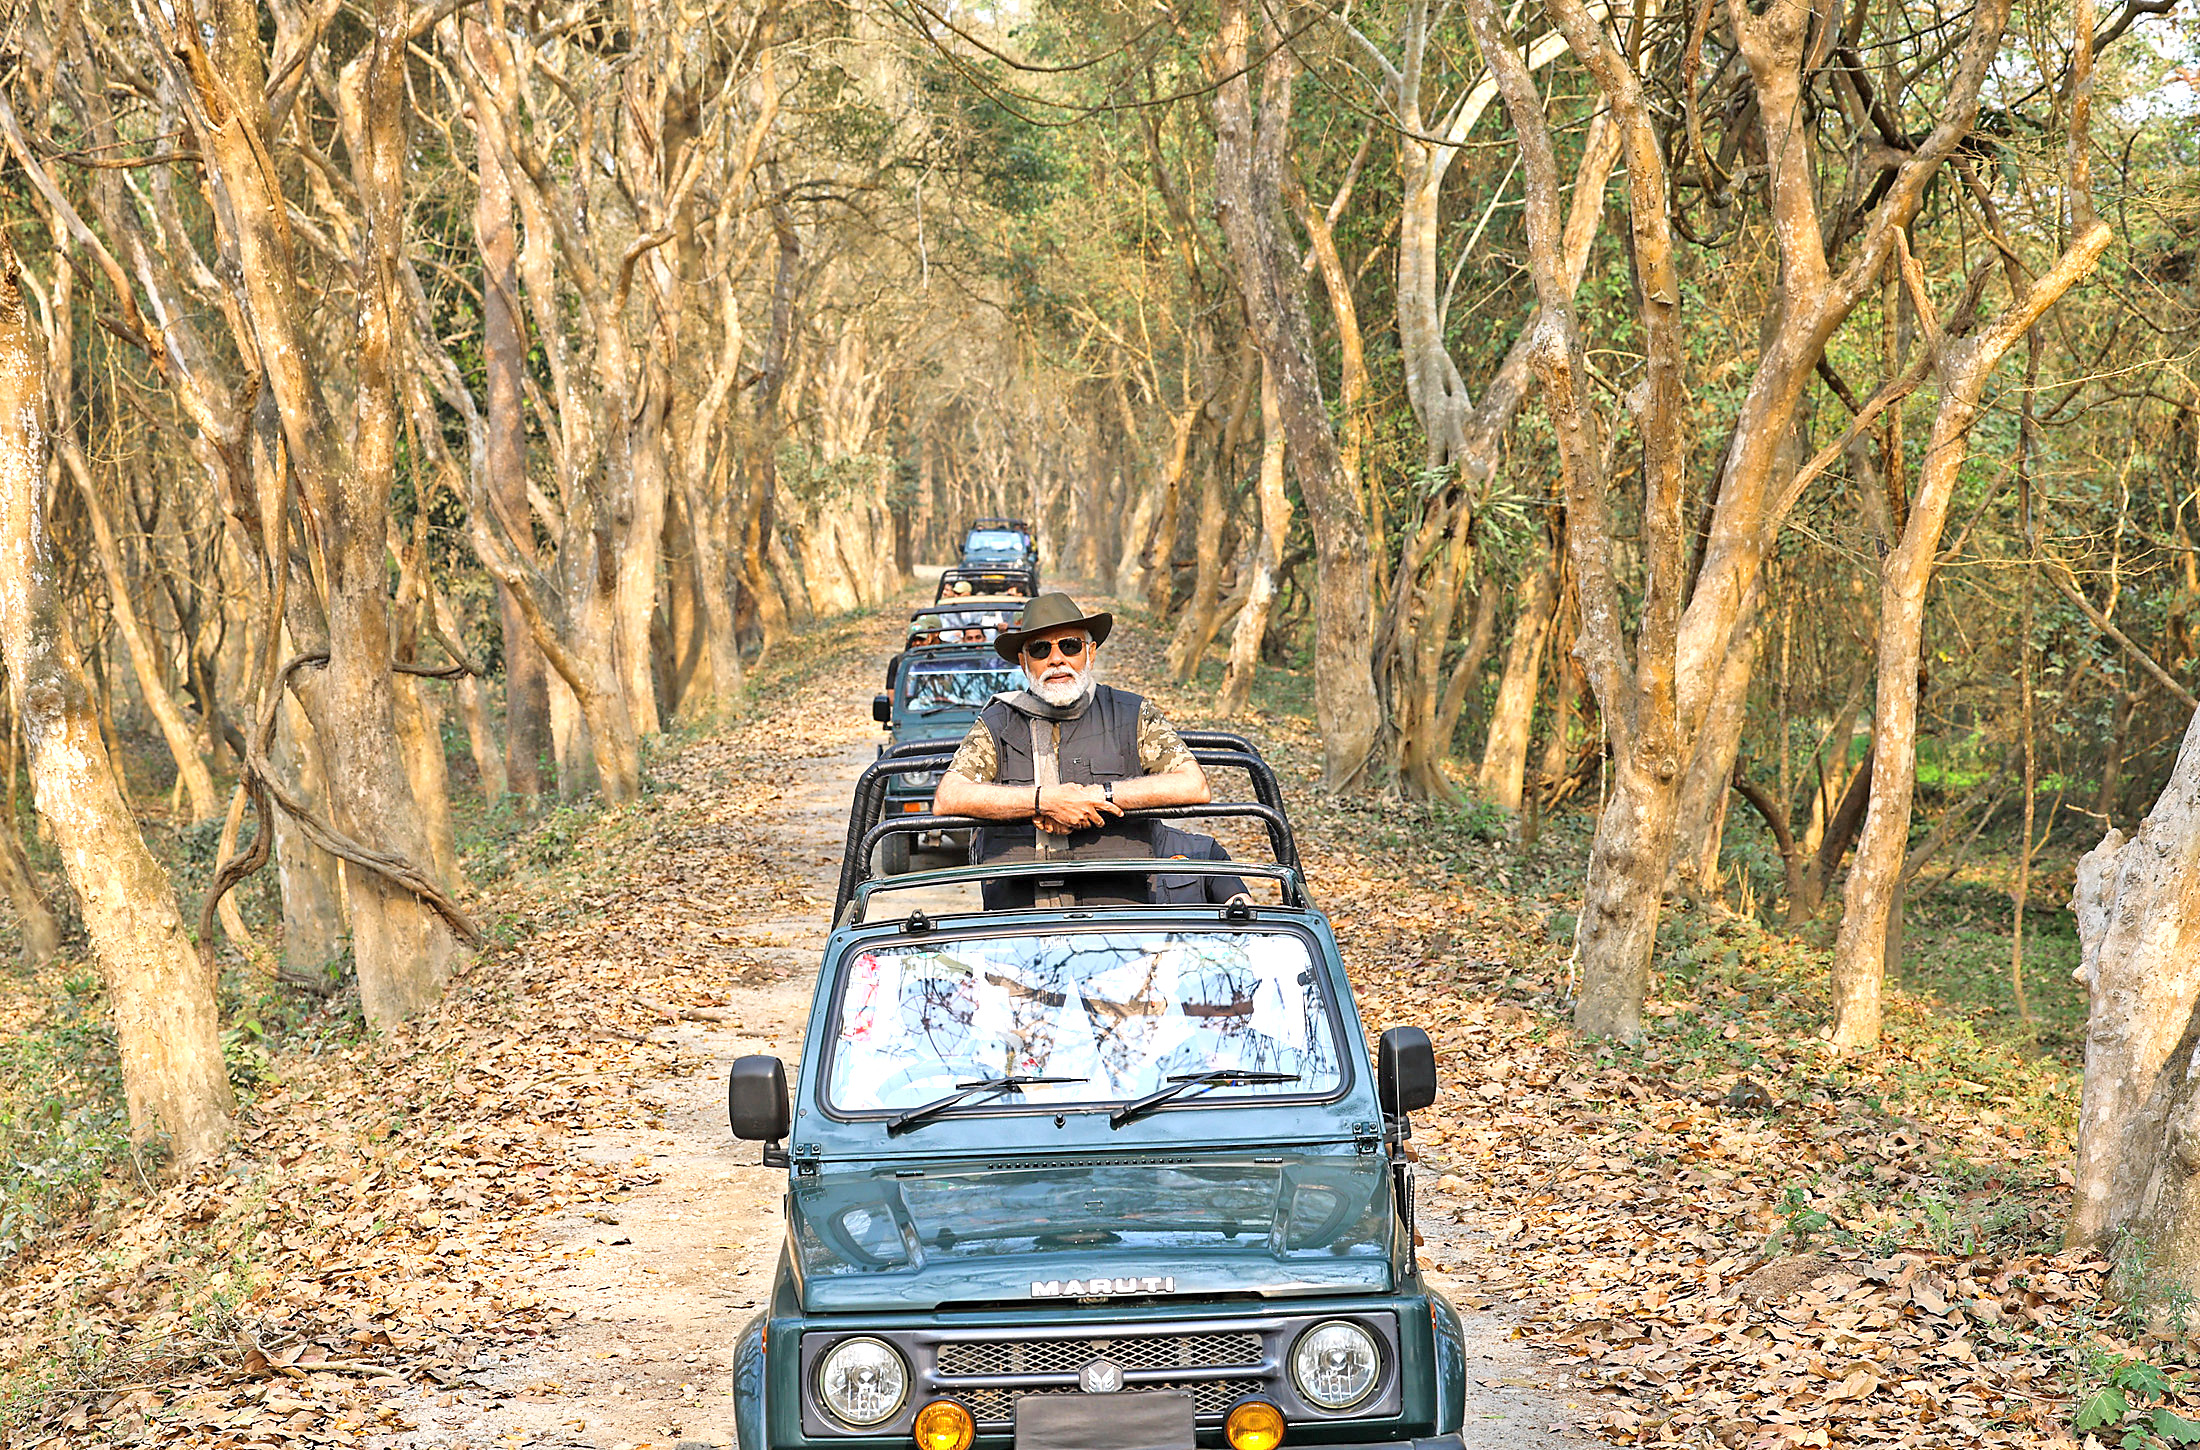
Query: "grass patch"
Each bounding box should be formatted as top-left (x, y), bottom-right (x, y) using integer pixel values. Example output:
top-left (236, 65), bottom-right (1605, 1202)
top-left (0, 969), bottom-right (136, 1262)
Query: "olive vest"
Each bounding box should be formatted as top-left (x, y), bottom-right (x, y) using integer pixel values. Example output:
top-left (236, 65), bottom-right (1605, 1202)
top-left (976, 684), bottom-right (1150, 862)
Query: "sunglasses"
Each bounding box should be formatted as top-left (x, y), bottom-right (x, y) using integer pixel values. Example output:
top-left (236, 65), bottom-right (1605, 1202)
top-left (1022, 635), bottom-right (1089, 661)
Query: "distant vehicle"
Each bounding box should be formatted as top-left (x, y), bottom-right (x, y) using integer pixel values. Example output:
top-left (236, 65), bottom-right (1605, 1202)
top-left (867, 645), bottom-right (1019, 875)
top-left (724, 735), bottom-right (1466, 1450)
top-left (960, 518), bottom-right (1040, 585)
top-left (935, 565), bottom-right (1035, 601)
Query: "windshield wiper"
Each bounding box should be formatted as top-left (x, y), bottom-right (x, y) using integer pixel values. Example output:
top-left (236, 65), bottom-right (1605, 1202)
top-left (1108, 1069), bottom-right (1302, 1129)
top-left (885, 1075), bottom-right (1088, 1136)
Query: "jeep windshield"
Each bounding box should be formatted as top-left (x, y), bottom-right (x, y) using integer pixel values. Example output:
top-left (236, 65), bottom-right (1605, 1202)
top-left (904, 661), bottom-right (1017, 713)
top-left (824, 929), bottom-right (1342, 1115)
top-left (963, 530), bottom-right (1028, 560)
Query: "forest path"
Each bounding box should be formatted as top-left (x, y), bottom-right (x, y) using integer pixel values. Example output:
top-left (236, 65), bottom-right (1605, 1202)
top-left (384, 593), bottom-right (1593, 1450)
top-left (379, 627), bottom-right (888, 1450)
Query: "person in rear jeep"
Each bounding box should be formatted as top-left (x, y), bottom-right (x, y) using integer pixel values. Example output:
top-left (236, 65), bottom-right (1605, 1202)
top-left (933, 593), bottom-right (1209, 901)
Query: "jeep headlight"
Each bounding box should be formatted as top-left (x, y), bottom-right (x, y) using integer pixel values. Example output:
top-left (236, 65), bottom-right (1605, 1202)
top-left (1290, 1320), bottom-right (1380, 1409)
top-left (897, 770), bottom-right (941, 789)
top-left (816, 1336), bottom-right (908, 1426)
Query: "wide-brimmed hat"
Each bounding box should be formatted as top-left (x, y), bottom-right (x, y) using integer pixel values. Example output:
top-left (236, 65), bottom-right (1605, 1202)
top-left (994, 592), bottom-right (1114, 663)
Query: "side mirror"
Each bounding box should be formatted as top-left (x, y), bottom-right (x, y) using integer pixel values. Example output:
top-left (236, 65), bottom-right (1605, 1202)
top-left (728, 1055), bottom-right (791, 1146)
top-left (872, 692), bottom-right (892, 724)
top-left (1377, 1027), bottom-right (1437, 1118)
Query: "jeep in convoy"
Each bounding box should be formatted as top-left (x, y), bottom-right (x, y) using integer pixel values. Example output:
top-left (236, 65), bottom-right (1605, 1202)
top-left (959, 519), bottom-right (1040, 590)
top-left (884, 602), bottom-right (1027, 692)
top-left (724, 739), bottom-right (1468, 1450)
top-left (937, 566), bottom-right (1034, 602)
top-left (868, 645), bottom-right (1021, 875)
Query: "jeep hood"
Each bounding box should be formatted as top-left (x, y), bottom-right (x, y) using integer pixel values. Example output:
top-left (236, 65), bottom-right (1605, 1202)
top-left (891, 716), bottom-right (978, 745)
top-left (787, 1153), bottom-right (1394, 1313)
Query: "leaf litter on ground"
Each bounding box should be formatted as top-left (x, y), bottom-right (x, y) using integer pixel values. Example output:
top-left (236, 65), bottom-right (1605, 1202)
top-left (0, 612), bottom-right (892, 1449)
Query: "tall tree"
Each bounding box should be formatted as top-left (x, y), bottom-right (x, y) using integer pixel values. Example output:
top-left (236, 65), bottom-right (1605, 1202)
top-left (1478, 0), bottom-right (2035, 1037)
top-left (1209, 0), bottom-right (1381, 787)
top-left (1828, 0), bottom-right (2115, 1047)
top-left (0, 246), bottom-right (232, 1165)
top-left (470, 24), bottom-right (552, 805)
top-left (147, 0), bottom-right (475, 1025)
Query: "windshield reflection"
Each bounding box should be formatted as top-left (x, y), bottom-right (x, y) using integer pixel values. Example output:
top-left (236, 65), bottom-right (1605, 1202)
top-left (905, 663), bottom-right (1017, 712)
top-left (826, 931), bottom-right (1341, 1113)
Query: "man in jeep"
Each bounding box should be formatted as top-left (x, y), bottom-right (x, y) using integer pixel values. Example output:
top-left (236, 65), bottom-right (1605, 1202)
top-left (934, 593), bottom-right (1209, 902)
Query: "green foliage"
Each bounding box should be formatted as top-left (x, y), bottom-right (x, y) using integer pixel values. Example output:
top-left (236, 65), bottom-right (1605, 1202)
top-left (778, 443), bottom-right (890, 506)
top-left (0, 975), bottom-right (134, 1262)
top-left (2077, 1352), bottom-right (2197, 1443)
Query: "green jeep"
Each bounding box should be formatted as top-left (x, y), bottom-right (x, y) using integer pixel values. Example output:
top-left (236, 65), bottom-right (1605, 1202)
top-left (869, 645), bottom-right (1020, 875)
top-left (726, 738), bottom-right (1466, 1450)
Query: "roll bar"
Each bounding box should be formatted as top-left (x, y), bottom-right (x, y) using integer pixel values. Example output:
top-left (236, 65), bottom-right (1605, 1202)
top-left (848, 818), bottom-right (1308, 923)
top-left (833, 732), bottom-right (1298, 917)
top-left (935, 566), bottom-right (1036, 602)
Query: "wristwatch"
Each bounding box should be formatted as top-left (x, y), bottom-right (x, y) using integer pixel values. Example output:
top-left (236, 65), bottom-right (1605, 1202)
top-left (1102, 781), bottom-right (1116, 805)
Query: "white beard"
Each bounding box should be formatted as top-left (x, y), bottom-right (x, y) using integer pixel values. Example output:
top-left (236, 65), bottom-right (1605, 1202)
top-left (1031, 665), bottom-right (1097, 708)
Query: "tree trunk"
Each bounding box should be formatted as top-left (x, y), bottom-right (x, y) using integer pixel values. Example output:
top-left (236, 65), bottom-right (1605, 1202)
top-left (1218, 360), bottom-right (1293, 717)
top-left (33, 254), bottom-right (216, 825)
top-left (0, 248), bottom-right (232, 1164)
top-left (1534, 622), bottom-right (1581, 806)
top-left (1477, 554), bottom-right (1558, 811)
top-left (431, 588), bottom-right (506, 804)
top-left (1116, 403), bottom-right (1198, 603)
top-left (389, 535), bottom-right (460, 889)
top-left (1145, 420), bottom-right (1196, 616)
top-left (471, 58), bottom-right (550, 804)
top-left (304, 0), bottom-right (466, 1027)
top-left (1170, 362), bottom-right (1253, 681)
top-left (391, 673), bottom-right (458, 889)
top-left (1398, 510), bottom-right (1472, 799)
top-left (1209, 0), bottom-right (1380, 788)
top-left (2069, 705), bottom-right (2200, 1281)
top-left (2097, 689), bottom-right (2133, 829)
top-left (0, 802), bottom-right (59, 968)
top-left (58, 439), bottom-right (220, 825)
top-left (663, 486), bottom-right (707, 713)
top-left (1669, 574), bottom-right (1765, 893)
top-left (614, 379), bottom-right (669, 737)
top-left (1572, 754), bottom-right (1684, 1039)
top-left (1795, 747), bottom-right (1873, 924)
top-left (273, 691), bottom-right (346, 974)
top-left (210, 784), bottom-right (258, 956)
top-left (678, 421), bottom-right (745, 721)
top-left (1469, 0), bottom-right (1689, 1041)
top-left (1434, 584), bottom-right (1505, 760)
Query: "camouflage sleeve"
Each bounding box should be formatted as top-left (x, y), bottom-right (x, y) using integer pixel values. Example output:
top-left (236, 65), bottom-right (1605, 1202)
top-left (947, 720), bottom-right (999, 782)
top-left (1137, 701), bottom-right (1196, 776)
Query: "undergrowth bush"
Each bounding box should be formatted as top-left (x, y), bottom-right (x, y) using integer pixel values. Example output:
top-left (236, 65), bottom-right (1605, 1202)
top-left (0, 971), bottom-right (135, 1261)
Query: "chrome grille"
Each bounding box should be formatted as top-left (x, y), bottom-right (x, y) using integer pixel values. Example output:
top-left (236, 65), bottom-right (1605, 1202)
top-left (937, 1332), bottom-right (1262, 1378)
top-left (960, 1379), bottom-right (1262, 1425)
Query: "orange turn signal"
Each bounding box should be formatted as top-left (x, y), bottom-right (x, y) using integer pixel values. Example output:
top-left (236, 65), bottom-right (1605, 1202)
top-left (913, 1398), bottom-right (975, 1450)
top-left (1225, 1399), bottom-right (1286, 1450)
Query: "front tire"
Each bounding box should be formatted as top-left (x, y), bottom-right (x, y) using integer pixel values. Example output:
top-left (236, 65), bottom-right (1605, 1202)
top-left (733, 1311), bottom-right (768, 1450)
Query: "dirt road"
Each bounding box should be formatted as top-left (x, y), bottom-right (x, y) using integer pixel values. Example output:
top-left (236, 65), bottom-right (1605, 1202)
top-left (387, 609), bottom-right (1593, 1450)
